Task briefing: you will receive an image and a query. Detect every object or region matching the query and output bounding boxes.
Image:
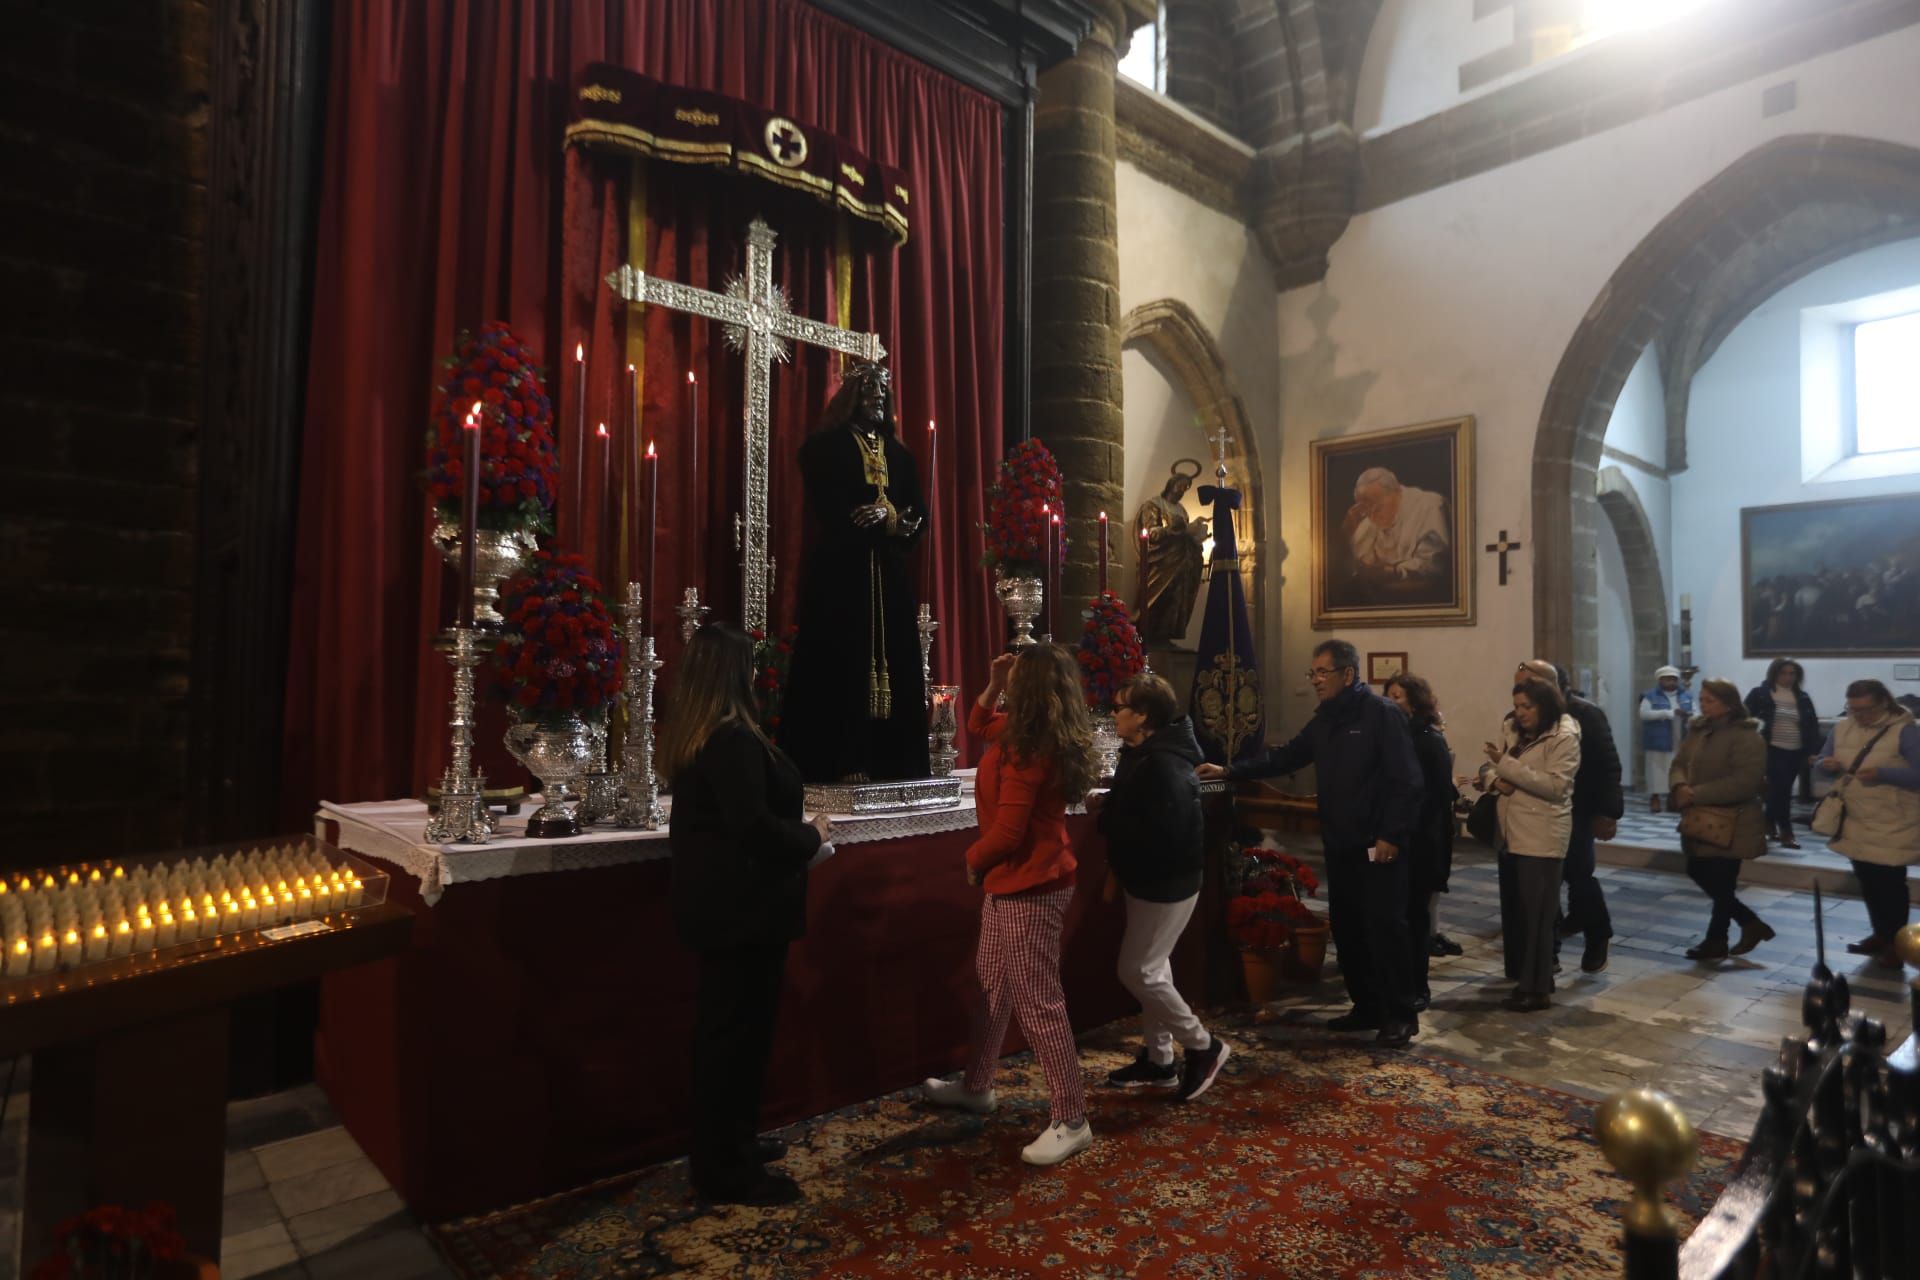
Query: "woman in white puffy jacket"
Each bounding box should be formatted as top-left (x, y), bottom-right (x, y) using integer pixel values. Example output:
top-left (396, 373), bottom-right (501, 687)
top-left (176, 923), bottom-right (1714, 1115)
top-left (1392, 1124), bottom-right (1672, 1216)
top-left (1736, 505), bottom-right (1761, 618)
top-left (1475, 676), bottom-right (1581, 1012)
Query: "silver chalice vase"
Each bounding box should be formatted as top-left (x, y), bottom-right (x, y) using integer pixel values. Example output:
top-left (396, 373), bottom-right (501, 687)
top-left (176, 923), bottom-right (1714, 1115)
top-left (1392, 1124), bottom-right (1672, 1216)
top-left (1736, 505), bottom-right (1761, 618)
top-left (1092, 708), bottom-right (1122, 782)
top-left (503, 713), bottom-right (595, 837)
top-left (431, 520), bottom-right (540, 626)
top-left (994, 570), bottom-right (1043, 647)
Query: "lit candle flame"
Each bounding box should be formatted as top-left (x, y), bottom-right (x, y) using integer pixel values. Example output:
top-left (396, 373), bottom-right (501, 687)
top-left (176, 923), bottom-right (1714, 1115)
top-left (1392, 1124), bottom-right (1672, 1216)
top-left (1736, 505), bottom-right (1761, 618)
top-left (646, 440), bottom-right (657, 459)
top-left (596, 422), bottom-right (608, 439)
top-left (687, 370), bottom-right (696, 384)
top-left (575, 342), bottom-right (584, 362)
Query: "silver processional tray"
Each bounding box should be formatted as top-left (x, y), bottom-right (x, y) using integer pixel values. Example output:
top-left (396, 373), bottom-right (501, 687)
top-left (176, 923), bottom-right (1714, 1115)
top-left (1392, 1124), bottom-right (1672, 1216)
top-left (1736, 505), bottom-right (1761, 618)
top-left (803, 777), bottom-right (965, 816)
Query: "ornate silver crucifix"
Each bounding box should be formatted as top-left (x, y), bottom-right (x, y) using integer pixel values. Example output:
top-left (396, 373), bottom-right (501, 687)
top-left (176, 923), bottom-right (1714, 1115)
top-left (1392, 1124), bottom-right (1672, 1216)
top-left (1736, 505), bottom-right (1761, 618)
top-left (604, 218), bottom-right (887, 632)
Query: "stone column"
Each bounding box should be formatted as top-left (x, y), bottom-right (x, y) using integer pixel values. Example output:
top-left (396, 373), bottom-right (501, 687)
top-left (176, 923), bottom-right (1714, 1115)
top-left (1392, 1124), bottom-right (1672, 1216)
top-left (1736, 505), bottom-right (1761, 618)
top-left (1031, 0), bottom-right (1141, 622)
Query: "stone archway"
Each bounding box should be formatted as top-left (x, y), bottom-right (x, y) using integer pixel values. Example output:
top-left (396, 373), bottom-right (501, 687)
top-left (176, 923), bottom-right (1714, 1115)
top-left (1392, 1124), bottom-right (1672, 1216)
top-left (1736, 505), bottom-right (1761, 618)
top-left (1595, 467), bottom-right (1669, 788)
top-left (1119, 298), bottom-right (1267, 647)
top-left (1532, 134), bottom-right (1920, 673)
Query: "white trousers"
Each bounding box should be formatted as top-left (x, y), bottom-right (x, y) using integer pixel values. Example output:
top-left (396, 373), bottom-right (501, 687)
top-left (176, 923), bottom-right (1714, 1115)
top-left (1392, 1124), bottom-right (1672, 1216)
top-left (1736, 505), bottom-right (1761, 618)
top-left (1118, 891), bottom-right (1209, 1064)
top-left (1644, 750), bottom-right (1675, 795)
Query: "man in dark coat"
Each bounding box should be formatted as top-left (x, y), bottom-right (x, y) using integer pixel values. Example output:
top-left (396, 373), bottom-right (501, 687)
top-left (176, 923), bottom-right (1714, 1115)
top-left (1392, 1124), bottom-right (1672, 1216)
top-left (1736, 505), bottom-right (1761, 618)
top-left (1520, 660), bottom-right (1623, 974)
top-left (1199, 638), bottom-right (1424, 1046)
top-left (781, 361), bottom-right (930, 783)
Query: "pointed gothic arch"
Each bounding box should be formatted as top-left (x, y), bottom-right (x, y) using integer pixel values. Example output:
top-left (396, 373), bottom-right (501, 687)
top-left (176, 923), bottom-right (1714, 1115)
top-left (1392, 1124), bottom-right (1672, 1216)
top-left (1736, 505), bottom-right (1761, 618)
top-left (1119, 297), bottom-right (1268, 643)
top-left (1532, 134), bottom-right (1920, 673)
top-left (1596, 467), bottom-right (1669, 787)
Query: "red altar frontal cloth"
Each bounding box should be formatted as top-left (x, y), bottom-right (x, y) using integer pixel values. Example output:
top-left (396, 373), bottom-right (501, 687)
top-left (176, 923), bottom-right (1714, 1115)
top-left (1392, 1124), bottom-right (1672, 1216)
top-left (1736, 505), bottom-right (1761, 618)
top-left (313, 817), bottom-right (1192, 1221)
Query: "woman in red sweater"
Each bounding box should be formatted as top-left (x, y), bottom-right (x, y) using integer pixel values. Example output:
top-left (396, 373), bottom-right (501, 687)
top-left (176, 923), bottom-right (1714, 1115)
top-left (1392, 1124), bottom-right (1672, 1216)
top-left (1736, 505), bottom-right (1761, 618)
top-left (923, 644), bottom-right (1098, 1166)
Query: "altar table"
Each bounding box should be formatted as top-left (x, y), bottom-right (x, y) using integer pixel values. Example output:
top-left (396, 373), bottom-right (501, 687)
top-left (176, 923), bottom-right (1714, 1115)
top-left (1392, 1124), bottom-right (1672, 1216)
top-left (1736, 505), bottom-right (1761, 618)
top-left (313, 791), bottom-right (1225, 1220)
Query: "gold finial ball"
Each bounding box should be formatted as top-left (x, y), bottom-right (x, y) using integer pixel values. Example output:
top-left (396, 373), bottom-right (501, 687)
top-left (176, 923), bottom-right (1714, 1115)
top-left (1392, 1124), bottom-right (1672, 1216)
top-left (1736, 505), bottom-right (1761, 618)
top-left (1894, 922), bottom-right (1920, 971)
top-left (1597, 1088), bottom-right (1698, 1187)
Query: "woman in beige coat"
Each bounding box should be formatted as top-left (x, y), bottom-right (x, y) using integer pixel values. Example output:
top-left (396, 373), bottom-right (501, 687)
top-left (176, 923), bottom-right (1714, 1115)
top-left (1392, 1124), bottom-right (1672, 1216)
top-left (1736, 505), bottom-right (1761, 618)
top-left (1816, 679), bottom-right (1920, 967)
top-left (1672, 679), bottom-right (1774, 961)
top-left (1477, 677), bottom-right (1580, 1012)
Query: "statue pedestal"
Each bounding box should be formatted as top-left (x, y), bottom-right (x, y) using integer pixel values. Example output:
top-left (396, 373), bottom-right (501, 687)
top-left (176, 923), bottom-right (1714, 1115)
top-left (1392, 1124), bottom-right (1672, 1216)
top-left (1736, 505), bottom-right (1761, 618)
top-left (804, 777), bottom-right (964, 815)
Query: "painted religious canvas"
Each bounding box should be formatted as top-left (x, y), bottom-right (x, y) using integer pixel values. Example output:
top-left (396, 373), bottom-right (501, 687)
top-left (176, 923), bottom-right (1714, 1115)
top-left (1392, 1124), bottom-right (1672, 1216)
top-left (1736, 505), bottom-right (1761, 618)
top-left (1742, 494), bottom-right (1920, 657)
top-left (1311, 417), bottom-right (1475, 627)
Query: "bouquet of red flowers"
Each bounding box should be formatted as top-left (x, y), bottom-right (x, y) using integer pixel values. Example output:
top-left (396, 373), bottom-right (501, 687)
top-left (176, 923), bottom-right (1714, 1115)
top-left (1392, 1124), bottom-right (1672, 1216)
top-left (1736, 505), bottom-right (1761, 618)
top-left (751, 624), bottom-right (798, 743)
top-left (425, 321), bottom-right (557, 536)
top-left (491, 551), bottom-right (623, 726)
top-left (1076, 591), bottom-right (1146, 709)
top-left (981, 438), bottom-right (1065, 576)
top-left (32, 1202), bottom-right (186, 1280)
top-left (1224, 845), bottom-right (1323, 952)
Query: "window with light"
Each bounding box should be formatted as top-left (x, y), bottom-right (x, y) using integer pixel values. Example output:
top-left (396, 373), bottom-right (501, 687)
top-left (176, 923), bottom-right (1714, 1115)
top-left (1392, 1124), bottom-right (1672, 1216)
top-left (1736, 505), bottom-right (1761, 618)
top-left (1853, 311), bottom-right (1920, 455)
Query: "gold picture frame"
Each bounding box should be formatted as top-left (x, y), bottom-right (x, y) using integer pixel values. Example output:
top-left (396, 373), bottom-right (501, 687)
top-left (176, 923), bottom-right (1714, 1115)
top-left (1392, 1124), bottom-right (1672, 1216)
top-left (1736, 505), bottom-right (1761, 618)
top-left (1311, 416), bottom-right (1475, 628)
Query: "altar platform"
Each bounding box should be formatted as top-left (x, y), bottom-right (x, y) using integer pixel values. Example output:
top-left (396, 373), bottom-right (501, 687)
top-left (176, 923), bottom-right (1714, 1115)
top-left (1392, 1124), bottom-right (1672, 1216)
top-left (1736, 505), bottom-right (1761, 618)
top-left (312, 783), bottom-right (1234, 1220)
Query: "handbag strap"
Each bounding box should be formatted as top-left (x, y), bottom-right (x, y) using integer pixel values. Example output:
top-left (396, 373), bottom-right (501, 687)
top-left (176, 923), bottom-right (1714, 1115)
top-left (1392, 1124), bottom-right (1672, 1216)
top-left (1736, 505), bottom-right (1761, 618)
top-left (1843, 724), bottom-right (1895, 777)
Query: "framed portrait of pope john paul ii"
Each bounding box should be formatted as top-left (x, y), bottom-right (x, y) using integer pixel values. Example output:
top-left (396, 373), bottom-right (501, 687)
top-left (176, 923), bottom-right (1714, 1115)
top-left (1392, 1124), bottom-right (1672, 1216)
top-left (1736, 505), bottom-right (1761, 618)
top-left (1310, 417), bottom-right (1475, 628)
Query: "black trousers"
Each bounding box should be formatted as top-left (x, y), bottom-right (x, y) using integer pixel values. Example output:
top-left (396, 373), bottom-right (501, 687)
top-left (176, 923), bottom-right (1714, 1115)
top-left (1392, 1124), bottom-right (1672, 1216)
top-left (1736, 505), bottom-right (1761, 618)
top-left (1685, 855), bottom-right (1757, 941)
top-left (689, 942), bottom-right (789, 1191)
top-left (1851, 860), bottom-right (1913, 940)
top-left (1559, 813), bottom-right (1613, 942)
top-left (1325, 844), bottom-right (1415, 1020)
top-left (1763, 746), bottom-right (1801, 828)
top-left (1500, 853), bottom-right (1561, 997)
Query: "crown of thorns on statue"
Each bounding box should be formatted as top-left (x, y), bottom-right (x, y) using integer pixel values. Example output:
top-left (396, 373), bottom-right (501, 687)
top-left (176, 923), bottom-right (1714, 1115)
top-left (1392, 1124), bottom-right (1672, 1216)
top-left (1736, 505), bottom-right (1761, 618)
top-left (843, 360), bottom-right (892, 393)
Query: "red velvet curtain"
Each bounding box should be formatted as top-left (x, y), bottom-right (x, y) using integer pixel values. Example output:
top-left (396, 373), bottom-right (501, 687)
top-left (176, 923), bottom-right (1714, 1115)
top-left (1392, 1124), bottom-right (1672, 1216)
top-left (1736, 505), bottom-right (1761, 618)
top-left (285, 0), bottom-right (1004, 816)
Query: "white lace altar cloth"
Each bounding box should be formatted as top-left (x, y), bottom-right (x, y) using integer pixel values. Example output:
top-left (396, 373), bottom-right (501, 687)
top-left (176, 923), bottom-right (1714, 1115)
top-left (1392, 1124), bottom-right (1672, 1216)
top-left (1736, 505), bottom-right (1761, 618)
top-left (317, 771), bottom-right (982, 906)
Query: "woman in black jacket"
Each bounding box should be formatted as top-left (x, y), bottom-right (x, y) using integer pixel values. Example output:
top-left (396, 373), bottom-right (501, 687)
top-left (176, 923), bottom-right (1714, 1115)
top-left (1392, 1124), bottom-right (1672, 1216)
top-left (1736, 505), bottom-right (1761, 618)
top-left (1384, 673), bottom-right (1455, 1008)
top-left (1090, 673), bottom-right (1228, 1102)
top-left (1744, 657), bottom-right (1820, 848)
top-left (660, 623), bottom-right (833, 1206)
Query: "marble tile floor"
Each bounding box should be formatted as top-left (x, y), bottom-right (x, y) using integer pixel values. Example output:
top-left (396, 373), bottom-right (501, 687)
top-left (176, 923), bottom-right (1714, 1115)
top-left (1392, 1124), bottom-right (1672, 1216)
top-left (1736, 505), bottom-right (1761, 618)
top-left (0, 855), bottom-right (1910, 1280)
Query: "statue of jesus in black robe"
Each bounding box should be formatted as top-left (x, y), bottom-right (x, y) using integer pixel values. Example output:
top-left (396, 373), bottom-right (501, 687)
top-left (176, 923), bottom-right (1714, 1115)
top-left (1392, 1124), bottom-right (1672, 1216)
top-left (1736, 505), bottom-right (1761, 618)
top-left (781, 361), bottom-right (931, 783)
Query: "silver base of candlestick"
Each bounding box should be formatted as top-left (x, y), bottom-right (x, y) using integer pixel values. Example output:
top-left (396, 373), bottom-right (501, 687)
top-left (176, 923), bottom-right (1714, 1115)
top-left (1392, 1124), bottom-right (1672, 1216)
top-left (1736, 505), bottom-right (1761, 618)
top-left (620, 584), bottom-right (665, 830)
top-left (917, 603), bottom-right (938, 709)
top-left (803, 777), bottom-right (963, 816)
top-left (994, 572), bottom-right (1042, 647)
top-left (678, 586), bottom-right (711, 644)
top-left (423, 624), bottom-right (493, 843)
top-left (928, 683), bottom-right (959, 778)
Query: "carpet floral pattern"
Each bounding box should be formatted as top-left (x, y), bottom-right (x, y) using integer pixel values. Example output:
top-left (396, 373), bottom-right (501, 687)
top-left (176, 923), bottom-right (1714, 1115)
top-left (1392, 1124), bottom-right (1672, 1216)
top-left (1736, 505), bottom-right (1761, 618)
top-left (433, 1023), bottom-right (1740, 1279)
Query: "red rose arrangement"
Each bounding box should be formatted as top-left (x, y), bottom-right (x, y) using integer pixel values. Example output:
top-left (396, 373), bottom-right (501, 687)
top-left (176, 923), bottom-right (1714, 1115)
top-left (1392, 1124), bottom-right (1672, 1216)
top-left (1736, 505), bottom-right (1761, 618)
top-left (1076, 591), bottom-right (1146, 709)
top-left (425, 321), bottom-right (557, 536)
top-left (981, 438), bottom-right (1065, 576)
top-left (1225, 846), bottom-right (1323, 952)
top-left (32, 1202), bottom-right (186, 1280)
top-left (491, 551), bottom-right (623, 726)
top-left (751, 624), bottom-right (798, 743)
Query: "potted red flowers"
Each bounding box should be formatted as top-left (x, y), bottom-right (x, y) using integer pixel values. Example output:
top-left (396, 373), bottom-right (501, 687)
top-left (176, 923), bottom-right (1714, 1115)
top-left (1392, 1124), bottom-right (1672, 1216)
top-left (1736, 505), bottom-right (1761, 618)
top-left (426, 322), bottom-right (558, 537)
top-left (751, 625), bottom-right (798, 743)
top-left (1226, 845), bottom-right (1327, 1002)
top-left (1077, 592), bottom-right (1146, 777)
top-left (31, 1201), bottom-right (208, 1280)
top-left (982, 440), bottom-right (1065, 643)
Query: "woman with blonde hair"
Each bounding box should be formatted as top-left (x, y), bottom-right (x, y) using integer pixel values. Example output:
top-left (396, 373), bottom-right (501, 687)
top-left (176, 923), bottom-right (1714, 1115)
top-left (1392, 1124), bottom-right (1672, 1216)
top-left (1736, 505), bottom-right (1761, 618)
top-left (662, 623), bottom-right (834, 1206)
top-left (924, 644), bottom-right (1099, 1166)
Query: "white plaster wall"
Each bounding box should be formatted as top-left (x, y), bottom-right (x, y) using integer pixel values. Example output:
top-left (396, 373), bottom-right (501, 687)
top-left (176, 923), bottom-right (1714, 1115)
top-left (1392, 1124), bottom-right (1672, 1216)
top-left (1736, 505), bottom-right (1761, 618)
top-left (1276, 22), bottom-right (1920, 751)
top-left (1674, 235), bottom-right (1920, 715)
top-left (1116, 159), bottom-right (1282, 666)
top-left (1355, 0), bottom-right (1516, 136)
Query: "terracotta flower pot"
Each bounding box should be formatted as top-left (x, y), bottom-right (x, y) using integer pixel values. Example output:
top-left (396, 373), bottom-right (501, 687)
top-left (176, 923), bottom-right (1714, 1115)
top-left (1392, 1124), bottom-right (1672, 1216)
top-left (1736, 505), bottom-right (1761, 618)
top-left (1240, 947), bottom-right (1286, 1005)
top-left (1285, 922), bottom-right (1330, 980)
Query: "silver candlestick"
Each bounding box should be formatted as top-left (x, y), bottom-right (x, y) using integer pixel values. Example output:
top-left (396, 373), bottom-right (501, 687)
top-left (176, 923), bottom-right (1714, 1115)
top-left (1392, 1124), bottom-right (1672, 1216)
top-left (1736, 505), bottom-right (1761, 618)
top-left (678, 586), bottom-right (711, 644)
top-left (619, 584), bottom-right (665, 830)
top-left (424, 624), bottom-right (493, 844)
top-left (917, 603), bottom-right (938, 708)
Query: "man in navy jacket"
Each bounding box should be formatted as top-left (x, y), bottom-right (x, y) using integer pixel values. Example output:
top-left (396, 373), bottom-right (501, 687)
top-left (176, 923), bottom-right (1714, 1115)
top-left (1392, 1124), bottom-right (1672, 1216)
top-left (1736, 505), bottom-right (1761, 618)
top-left (1199, 638), bottom-right (1424, 1046)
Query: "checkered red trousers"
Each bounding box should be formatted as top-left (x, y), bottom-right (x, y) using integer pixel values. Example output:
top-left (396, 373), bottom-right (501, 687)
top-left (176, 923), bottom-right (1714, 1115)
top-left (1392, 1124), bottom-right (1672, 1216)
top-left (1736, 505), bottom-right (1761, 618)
top-left (962, 885), bottom-right (1086, 1125)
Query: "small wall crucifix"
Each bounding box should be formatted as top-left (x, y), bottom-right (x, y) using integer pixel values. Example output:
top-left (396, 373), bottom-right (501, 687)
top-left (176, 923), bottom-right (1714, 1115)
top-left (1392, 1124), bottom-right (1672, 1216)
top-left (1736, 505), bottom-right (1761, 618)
top-left (1485, 529), bottom-right (1523, 587)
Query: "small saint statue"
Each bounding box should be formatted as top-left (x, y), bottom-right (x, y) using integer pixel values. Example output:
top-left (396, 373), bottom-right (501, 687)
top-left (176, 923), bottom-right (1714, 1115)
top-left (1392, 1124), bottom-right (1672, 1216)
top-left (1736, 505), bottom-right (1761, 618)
top-left (1133, 459), bottom-right (1209, 648)
top-left (781, 361), bottom-right (931, 783)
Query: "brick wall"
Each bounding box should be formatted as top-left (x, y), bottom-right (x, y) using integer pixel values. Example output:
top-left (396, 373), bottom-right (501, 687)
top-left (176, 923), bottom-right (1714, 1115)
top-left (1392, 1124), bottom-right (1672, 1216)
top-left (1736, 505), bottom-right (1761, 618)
top-left (0, 1), bottom-right (210, 865)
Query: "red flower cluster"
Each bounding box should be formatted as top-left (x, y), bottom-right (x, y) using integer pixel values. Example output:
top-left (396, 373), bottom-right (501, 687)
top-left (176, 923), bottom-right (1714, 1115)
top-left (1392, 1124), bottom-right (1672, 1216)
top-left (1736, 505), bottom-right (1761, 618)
top-left (32, 1202), bottom-right (186, 1280)
top-left (750, 625), bottom-right (798, 742)
top-left (981, 438), bottom-right (1065, 574)
top-left (425, 322), bottom-right (558, 536)
top-left (491, 550), bottom-right (622, 725)
top-left (1226, 845), bottom-right (1322, 952)
top-left (1076, 591), bottom-right (1146, 709)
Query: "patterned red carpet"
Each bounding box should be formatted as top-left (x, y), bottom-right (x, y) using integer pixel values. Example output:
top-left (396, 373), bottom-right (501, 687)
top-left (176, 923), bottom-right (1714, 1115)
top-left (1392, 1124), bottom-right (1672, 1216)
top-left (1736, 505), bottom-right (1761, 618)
top-left (433, 1021), bottom-right (1740, 1279)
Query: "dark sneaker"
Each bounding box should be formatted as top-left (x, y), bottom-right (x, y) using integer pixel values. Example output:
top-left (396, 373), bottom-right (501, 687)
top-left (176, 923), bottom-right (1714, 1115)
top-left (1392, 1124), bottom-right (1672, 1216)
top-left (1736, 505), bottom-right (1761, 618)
top-left (695, 1170), bottom-right (802, 1207)
top-left (1375, 1019), bottom-right (1416, 1048)
top-left (750, 1136), bottom-right (789, 1163)
top-left (1176, 1037), bottom-right (1231, 1101)
top-left (1500, 991), bottom-right (1550, 1013)
top-left (1846, 933), bottom-right (1887, 956)
top-left (1105, 1050), bottom-right (1179, 1089)
top-left (1429, 933), bottom-right (1464, 957)
top-left (1685, 937), bottom-right (1729, 961)
top-left (1731, 919), bottom-right (1775, 956)
top-left (1325, 1009), bottom-right (1382, 1032)
top-left (1580, 936), bottom-right (1610, 974)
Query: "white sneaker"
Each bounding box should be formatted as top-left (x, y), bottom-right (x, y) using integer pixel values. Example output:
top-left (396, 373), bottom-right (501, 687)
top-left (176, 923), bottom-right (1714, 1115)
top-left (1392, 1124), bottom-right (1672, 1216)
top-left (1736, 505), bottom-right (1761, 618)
top-left (921, 1076), bottom-right (997, 1114)
top-left (1020, 1119), bottom-right (1092, 1166)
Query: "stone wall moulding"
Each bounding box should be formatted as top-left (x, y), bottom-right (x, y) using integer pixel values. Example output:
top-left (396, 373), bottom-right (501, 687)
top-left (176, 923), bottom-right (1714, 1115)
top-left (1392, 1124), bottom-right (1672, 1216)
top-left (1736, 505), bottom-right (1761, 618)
top-left (1115, 77), bottom-right (1253, 221)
